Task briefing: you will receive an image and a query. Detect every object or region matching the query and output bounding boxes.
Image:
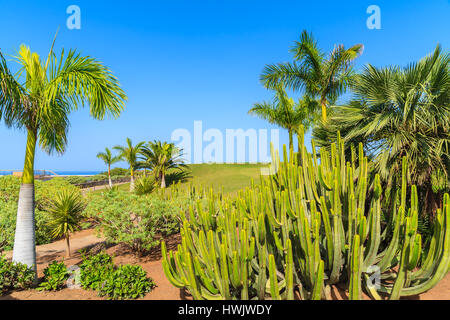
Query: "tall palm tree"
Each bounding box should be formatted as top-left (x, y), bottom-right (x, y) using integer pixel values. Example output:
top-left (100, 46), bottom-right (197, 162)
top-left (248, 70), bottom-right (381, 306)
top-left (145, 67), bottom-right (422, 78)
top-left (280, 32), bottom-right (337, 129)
top-left (97, 147), bottom-right (120, 188)
top-left (47, 189), bottom-right (86, 257)
top-left (248, 83), bottom-right (319, 150)
top-left (261, 30), bottom-right (363, 122)
top-left (114, 138), bottom-right (145, 191)
top-left (138, 140), bottom-right (186, 188)
top-left (0, 38), bottom-right (126, 274)
top-left (313, 45), bottom-right (449, 215)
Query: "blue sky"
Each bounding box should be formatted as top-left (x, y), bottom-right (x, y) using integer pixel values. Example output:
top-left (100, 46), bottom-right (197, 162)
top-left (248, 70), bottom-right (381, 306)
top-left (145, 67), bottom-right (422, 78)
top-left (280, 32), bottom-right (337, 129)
top-left (0, 0), bottom-right (449, 170)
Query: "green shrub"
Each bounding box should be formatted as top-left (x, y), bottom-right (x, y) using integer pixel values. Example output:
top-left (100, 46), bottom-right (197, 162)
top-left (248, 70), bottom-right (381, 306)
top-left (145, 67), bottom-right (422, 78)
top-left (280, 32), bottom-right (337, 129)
top-left (79, 252), bottom-right (154, 300)
top-left (37, 261), bottom-right (69, 291)
top-left (79, 252), bottom-right (114, 291)
top-left (85, 191), bottom-right (185, 255)
top-left (0, 256), bottom-right (35, 295)
top-left (135, 176), bottom-right (155, 195)
top-left (104, 168), bottom-right (130, 177)
top-left (0, 176), bottom-right (82, 250)
top-left (99, 264), bottom-right (155, 300)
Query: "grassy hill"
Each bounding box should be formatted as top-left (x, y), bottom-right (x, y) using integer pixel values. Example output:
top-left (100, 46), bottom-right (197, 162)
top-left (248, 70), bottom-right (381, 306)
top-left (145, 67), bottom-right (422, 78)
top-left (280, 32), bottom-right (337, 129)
top-left (186, 163), bottom-right (267, 194)
top-left (96, 163), bottom-right (268, 196)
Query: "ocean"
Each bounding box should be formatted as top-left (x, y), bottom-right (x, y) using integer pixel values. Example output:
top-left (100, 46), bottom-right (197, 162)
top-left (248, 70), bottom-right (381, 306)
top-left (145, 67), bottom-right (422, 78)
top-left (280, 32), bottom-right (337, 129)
top-left (0, 171), bottom-right (103, 176)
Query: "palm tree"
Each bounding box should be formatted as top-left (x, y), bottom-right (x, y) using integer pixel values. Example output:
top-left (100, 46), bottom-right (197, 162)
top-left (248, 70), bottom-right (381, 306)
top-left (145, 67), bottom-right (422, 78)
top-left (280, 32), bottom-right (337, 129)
top-left (0, 38), bottom-right (126, 274)
top-left (313, 45), bottom-right (449, 215)
top-left (260, 30), bottom-right (363, 122)
top-left (114, 138), bottom-right (145, 191)
top-left (47, 189), bottom-right (86, 257)
top-left (138, 141), bottom-right (186, 188)
top-left (248, 83), bottom-right (319, 150)
top-left (97, 147), bottom-right (120, 188)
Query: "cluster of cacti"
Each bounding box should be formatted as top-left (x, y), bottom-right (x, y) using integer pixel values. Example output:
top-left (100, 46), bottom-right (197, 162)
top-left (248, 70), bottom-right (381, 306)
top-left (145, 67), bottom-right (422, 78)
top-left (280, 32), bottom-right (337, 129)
top-left (162, 127), bottom-right (450, 300)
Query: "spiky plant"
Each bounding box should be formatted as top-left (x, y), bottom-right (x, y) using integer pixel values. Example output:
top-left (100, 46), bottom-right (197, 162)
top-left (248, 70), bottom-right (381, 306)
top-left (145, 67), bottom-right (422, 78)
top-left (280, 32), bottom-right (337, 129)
top-left (47, 189), bottom-right (86, 257)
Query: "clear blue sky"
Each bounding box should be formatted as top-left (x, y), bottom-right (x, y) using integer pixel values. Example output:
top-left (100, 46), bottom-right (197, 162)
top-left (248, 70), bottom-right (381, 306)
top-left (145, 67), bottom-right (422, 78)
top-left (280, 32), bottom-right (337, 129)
top-left (0, 0), bottom-right (449, 170)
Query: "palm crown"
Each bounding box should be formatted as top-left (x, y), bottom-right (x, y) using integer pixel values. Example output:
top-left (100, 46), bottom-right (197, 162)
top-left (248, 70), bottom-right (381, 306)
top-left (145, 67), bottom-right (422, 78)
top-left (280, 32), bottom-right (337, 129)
top-left (260, 30), bottom-right (363, 122)
top-left (138, 140), bottom-right (186, 188)
top-left (248, 83), bottom-right (319, 150)
top-left (114, 138), bottom-right (145, 191)
top-left (313, 45), bottom-right (450, 213)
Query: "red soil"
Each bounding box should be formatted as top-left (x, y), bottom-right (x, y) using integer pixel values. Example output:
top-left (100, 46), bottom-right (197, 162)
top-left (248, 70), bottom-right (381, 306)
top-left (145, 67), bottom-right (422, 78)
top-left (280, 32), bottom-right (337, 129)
top-left (1, 228), bottom-right (448, 300)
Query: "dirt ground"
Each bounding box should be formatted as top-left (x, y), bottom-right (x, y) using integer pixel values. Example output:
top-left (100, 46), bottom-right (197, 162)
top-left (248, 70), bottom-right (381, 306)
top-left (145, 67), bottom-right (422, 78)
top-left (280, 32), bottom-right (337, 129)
top-left (1, 228), bottom-right (449, 300)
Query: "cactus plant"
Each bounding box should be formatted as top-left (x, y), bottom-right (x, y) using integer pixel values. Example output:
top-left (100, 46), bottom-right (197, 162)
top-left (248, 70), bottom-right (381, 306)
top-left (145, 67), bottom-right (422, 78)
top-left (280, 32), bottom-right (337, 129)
top-left (162, 126), bottom-right (450, 300)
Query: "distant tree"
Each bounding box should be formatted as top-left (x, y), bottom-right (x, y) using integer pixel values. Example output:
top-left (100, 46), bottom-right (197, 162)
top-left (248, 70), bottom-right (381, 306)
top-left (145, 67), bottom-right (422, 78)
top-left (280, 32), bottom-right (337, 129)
top-left (261, 30), bottom-right (363, 122)
top-left (97, 147), bottom-right (120, 188)
top-left (138, 141), bottom-right (186, 188)
top-left (114, 138), bottom-right (145, 191)
top-left (248, 83), bottom-right (319, 150)
top-left (313, 45), bottom-right (450, 215)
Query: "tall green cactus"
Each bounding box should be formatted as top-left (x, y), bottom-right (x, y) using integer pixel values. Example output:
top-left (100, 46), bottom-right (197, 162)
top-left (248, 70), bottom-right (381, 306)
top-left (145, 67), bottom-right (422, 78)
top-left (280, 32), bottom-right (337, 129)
top-left (162, 126), bottom-right (450, 300)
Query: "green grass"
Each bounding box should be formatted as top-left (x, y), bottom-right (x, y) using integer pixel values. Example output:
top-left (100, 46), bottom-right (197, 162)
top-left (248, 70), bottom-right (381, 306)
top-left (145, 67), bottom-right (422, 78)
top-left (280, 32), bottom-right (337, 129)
top-left (186, 163), bottom-right (267, 195)
top-left (88, 163), bottom-right (268, 196)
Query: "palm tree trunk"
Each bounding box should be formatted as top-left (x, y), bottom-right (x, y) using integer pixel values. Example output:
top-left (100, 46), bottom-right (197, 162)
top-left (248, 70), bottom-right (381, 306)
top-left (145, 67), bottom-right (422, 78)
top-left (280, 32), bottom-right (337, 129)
top-left (321, 96), bottom-right (327, 122)
top-left (130, 167), bottom-right (135, 191)
top-left (108, 165), bottom-right (112, 188)
top-left (65, 235), bottom-right (71, 257)
top-left (12, 129), bottom-right (37, 277)
top-left (161, 173), bottom-right (166, 189)
top-left (288, 130), bottom-right (293, 152)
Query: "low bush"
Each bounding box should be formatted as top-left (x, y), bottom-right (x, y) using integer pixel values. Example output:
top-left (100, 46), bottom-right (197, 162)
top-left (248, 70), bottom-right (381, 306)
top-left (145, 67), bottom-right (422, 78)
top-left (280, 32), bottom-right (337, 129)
top-left (85, 191), bottom-right (186, 255)
top-left (79, 252), bottom-right (154, 300)
top-left (134, 176), bottom-right (155, 195)
top-left (0, 256), bottom-right (35, 295)
top-left (79, 252), bottom-right (114, 291)
top-left (37, 261), bottom-right (69, 291)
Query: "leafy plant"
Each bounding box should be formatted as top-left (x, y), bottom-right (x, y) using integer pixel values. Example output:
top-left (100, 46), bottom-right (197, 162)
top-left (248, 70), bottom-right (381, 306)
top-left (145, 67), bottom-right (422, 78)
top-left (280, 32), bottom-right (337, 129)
top-left (79, 252), bottom-right (154, 300)
top-left (79, 252), bottom-right (114, 291)
top-left (99, 264), bottom-right (155, 300)
top-left (0, 256), bottom-right (35, 295)
top-left (134, 176), bottom-right (156, 195)
top-left (85, 191), bottom-right (184, 255)
top-left (37, 261), bottom-right (69, 291)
